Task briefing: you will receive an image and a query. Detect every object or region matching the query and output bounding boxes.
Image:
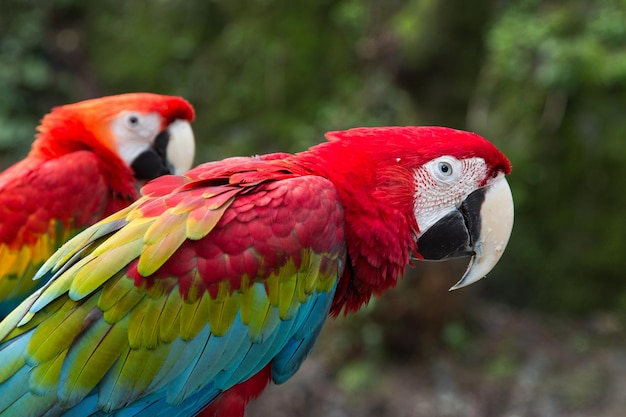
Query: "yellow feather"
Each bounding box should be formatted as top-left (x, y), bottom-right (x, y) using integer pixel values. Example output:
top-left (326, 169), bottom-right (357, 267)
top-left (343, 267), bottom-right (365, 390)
top-left (128, 301), bottom-right (148, 349)
top-left (208, 282), bottom-right (240, 336)
top-left (14, 245), bottom-right (30, 277)
top-left (70, 239), bottom-right (143, 300)
top-left (317, 264), bottom-right (338, 293)
top-left (183, 270), bottom-right (204, 304)
top-left (169, 195), bottom-right (204, 215)
top-left (159, 289), bottom-right (182, 343)
top-left (266, 273), bottom-right (279, 306)
top-left (138, 211), bottom-right (188, 276)
top-left (239, 284), bottom-right (253, 325)
top-left (0, 296), bottom-right (66, 342)
top-left (278, 272), bottom-right (298, 320)
top-left (98, 273), bottom-right (136, 312)
top-left (143, 277), bottom-right (174, 299)
top-left (186, 196), bottom-right (235, 240)
top-left (179, 293), bottom-right (211, 341)
top-left (27, 298), bottom-right (95, 364)
top-left (0, 245), bottom-right (19, 275)
top-left (303, 254), bottom-right (324, 299)
top-left (101, 282), bottom-right (143, 323)
top-left (0, 244), bottom-right (8, 277)
top-left (92, 217), bottom-right (153, 256)
top-left (128, 296), bottom-right (164, 349)
top-left (245, 284), bottom-right (272, 340)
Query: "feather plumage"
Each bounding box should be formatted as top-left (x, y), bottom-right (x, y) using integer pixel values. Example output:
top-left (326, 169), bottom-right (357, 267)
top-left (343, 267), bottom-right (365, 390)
top-left (0, 93), bottom-right (195, 316)
top-left (0, 126), bottom-right (513, 417)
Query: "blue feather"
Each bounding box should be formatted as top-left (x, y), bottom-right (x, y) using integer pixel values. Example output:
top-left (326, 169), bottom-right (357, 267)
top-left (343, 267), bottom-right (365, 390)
top-left (272, 283), bottom-right (336, 384)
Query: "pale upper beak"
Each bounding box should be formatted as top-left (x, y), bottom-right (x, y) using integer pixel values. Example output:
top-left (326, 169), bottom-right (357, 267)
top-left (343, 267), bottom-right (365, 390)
top-left (164, 119), bottom-right (195, 175)
top-left (415, 174), bottom-right (514, 290)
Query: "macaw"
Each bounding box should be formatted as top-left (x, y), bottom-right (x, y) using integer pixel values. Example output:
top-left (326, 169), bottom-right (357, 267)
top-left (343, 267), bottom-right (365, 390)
top-left (0, 126), bottom-right (514, 416)
top-left (0, 93), bottom-right (195, 316)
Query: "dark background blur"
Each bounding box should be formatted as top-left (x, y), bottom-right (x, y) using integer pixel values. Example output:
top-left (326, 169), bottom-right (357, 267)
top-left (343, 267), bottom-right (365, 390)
top-left (2, 0), bottom-right (625, 415)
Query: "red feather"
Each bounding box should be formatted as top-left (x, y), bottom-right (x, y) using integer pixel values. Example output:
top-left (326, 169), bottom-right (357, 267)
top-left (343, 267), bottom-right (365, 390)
top-left (0, 125), bottom-right (510, 416)
top-left (197, 366), bottom-right (272, 417)
top-left (0, 93), bottom-right (195, 314)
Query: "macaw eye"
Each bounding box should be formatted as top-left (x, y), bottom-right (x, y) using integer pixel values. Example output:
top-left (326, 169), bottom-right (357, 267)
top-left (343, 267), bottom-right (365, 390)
top-left (428, 156), bottom-right (461, 183)
top-left (438, 161), bottom-right (453, 176)
top-left (127, 114), bottom-right (141, 127)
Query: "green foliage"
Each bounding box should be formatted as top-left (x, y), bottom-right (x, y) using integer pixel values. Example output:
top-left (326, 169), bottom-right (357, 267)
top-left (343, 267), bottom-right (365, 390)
top-left (85, 0), bottom-right (417, 161)
top-left (471, 0), bottom-right (626, 312)
top-left (441, 321), bottom-right (471, 351)
top-left (0, 1), bottom-right (73, 162)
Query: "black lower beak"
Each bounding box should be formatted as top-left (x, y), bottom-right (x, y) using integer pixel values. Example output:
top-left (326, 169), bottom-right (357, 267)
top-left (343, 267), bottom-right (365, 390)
top-left (416, 187), bottom-right (486, 261)
top-left (130, 130), bottom-right (173, 181)
top-left (415, 175), bottom-right (514, 290)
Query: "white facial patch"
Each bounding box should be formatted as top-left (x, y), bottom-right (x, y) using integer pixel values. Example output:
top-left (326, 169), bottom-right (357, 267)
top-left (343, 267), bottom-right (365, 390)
top-left (110, 111), bottom-right (162, 166)
top-left (413, 156), bottom-right (488, 235)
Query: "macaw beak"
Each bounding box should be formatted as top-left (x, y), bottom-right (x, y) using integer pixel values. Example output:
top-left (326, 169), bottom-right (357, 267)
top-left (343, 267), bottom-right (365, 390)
top-left (131, 119), bottom-right (195, 181)
top-left (416, 174), bottom-right (514, 290)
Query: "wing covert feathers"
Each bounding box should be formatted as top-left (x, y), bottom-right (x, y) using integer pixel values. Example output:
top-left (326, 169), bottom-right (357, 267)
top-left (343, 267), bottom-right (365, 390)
top-left (0, 165), bottom-right (346, 416)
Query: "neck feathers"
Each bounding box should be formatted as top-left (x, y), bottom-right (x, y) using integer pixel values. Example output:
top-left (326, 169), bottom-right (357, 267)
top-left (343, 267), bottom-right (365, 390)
top-left (292, 139), bottom-right (418, 315)
top-left (30, 107), bottom-right (136, 200)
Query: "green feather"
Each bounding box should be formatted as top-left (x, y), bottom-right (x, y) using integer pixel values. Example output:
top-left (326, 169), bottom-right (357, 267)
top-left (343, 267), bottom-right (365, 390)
top-left (98, 345), bottom-right (171, 412)
top-left (27, 298), bottom-right (96, 364)
top-left (303, 254), bottom-right (323, 298)
top-left (278, 272), bottom-right (298, 320)
top-left (29, 351), bottom-right (66, 395)
top-left (58, 319), bottom-right (129, 407)
top-left (28, 255), bottom-right (93, 316)
top-left (101, 283), bottom-right (143, 324)
top-left (69, 238), bottom-right (143, 300)
top-left (159, 289), bottom-right (182, 343)
top-left (266, 273), bottom-right (279, 307)
top-left (128, 297), bottom-right (164, 349)
top-left (98, 272), bottom-right (136, 313)
top-left (179, 293), bottom-right (211, 341)
top-left (207, 283), bottom-right (240, 336)
top-left (244, 284), bottom-right (279, 342)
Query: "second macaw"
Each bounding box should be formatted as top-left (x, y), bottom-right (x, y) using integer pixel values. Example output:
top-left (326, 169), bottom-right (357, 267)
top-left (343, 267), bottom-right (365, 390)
top-left (0, 126), bottom-right (513, 416)
top-left (0, 93), bottom-right (195, 316)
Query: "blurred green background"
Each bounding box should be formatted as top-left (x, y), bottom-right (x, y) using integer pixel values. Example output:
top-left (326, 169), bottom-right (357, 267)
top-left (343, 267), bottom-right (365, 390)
top-left (2, 0), bottom-right (625, 415)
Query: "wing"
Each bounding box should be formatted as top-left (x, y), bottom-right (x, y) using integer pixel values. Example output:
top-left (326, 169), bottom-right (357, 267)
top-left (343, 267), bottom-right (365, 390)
top-left (0, 162), bottom-right (346, 416)
top-left (0, 151), bottom-right (131, 316)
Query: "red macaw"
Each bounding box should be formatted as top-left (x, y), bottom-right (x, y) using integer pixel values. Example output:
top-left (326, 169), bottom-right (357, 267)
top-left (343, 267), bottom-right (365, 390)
top-left (0, 126), bottom-right (513, 416)
top-left (0, 93), bottom-right (195, 316)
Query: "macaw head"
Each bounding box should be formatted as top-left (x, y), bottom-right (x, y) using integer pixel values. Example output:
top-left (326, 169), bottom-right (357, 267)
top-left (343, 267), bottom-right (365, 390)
top-left (394, 127), bottom-right (514, 290)
top-left (31, 92), bottom-right (196, 181)
top-left (308, 126), bottom-right (513, 308)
